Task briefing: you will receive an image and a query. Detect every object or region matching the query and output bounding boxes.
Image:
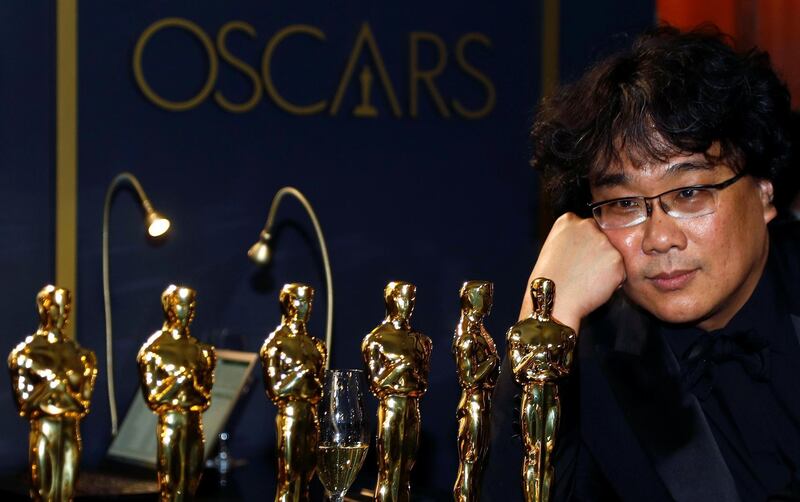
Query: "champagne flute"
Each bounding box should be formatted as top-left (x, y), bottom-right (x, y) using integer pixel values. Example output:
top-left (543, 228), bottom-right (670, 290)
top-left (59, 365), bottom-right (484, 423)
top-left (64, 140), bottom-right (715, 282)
top-left (317, 369), bottom-right (370, 502)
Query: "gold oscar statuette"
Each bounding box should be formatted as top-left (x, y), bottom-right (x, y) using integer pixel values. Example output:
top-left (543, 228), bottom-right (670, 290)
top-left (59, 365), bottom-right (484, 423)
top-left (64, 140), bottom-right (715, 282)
top-left (136, 285), bottom-right (216, 502)
top-left (362, 281), bottom-right (432, 502)
top-left (452, 281), bottom-right (499, 502)
top-left (260, 283), bottom-right (327, 502)
top-left (507, 278), bottom-right (576, 502)
top-left (8, 285), bottom-right (97, 502)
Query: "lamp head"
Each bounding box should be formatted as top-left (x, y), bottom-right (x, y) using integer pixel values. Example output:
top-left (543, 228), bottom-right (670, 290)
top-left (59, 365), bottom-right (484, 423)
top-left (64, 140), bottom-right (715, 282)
top-left (145, 210), bottom-right (171, 238)
top-left (248, 231), bottom-right (272, 265)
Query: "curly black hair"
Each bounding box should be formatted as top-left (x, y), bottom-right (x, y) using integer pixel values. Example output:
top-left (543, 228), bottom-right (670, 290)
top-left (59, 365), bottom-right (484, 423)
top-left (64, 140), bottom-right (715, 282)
top-left (531, 25), bottom-right (793, 216)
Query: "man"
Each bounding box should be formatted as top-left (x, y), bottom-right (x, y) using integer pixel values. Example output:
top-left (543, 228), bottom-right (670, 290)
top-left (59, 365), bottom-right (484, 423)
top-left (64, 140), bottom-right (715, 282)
top-left (484, 26), bottom-right (799, 501)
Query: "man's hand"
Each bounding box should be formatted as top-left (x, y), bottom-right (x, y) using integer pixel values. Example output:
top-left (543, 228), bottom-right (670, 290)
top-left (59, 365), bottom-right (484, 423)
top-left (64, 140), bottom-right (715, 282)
top-left (519, 213), bottom-right (626, 333)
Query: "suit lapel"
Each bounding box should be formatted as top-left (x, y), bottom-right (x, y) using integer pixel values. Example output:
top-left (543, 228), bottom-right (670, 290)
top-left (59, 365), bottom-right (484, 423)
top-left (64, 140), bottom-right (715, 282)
top-left (580, 296), bottom-right (740, 502)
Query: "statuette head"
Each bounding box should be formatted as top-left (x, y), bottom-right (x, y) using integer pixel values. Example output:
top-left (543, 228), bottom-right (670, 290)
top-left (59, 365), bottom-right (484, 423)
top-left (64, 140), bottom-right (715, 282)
top-left (279, 283), bottom-right (314, 323)
top-left (384, 281), bottom-right (416, 322)
top-left (530, 278), bottom-right (555, 320)
top-left (460, 280), bottom-right (493, 317)
top-left (161, 285), bottom-right (196, 330)
top-left (36, 285), bottom-right (71, 332)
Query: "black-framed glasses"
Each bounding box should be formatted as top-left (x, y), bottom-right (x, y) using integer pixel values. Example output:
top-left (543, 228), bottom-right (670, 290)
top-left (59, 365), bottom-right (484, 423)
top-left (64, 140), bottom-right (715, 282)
top-left (588, 172), bottom-right (745, 229)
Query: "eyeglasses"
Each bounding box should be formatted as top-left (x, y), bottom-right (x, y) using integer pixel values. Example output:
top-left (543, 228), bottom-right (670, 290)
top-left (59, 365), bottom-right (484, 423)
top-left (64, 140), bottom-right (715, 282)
top-left (588, 172), bottom-right (745, 229)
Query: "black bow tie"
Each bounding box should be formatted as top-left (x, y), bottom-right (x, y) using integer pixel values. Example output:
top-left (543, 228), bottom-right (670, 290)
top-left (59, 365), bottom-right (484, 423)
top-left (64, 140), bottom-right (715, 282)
top-left (680, 328), bottom-right (771, 401)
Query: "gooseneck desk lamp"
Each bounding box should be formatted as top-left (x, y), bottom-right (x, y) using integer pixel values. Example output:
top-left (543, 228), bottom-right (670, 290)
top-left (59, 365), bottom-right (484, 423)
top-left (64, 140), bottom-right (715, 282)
top-left (248, 186), bottom-right (334, 368)
top-left (103, 172), bottom-right (171, 436)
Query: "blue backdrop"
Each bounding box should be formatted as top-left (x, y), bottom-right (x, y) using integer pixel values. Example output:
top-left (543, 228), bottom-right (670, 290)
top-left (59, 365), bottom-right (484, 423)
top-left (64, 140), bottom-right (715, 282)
top-left (0, 1), bottom-right (654, 499)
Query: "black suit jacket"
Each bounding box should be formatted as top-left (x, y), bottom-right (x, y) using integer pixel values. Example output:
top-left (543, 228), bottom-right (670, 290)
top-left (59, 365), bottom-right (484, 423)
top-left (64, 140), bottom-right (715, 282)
top-left (482, 222), bottom-right (800, 502)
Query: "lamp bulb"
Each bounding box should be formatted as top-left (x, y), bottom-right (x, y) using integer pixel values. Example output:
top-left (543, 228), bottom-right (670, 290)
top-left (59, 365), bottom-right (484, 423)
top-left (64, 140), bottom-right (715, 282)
top-left (146, 212), bottom-right (171, 238)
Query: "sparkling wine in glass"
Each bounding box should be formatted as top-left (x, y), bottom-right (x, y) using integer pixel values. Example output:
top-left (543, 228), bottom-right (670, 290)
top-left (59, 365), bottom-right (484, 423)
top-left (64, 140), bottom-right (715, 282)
top-left (317, 369), bottom-right (370, 502)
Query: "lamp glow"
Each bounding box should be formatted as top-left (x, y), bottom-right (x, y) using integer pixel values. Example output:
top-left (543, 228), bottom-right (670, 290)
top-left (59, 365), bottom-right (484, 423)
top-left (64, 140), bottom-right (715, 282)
top-left (146, 212), bottom-right (171, 237)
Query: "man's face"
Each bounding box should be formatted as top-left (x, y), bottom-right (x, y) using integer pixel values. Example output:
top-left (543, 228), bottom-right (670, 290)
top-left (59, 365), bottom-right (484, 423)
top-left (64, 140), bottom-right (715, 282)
top-left (589, 149), bottom-right (776, 330)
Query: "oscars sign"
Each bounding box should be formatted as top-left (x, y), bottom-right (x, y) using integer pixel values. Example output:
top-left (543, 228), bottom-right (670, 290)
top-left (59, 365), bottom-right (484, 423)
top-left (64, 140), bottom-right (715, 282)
top-left (132, 18), bottom-right (496, 119)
